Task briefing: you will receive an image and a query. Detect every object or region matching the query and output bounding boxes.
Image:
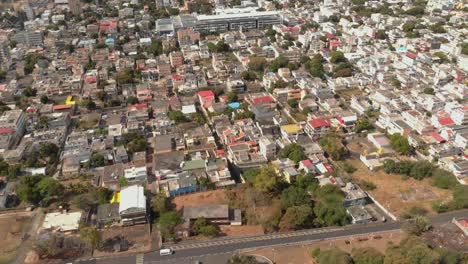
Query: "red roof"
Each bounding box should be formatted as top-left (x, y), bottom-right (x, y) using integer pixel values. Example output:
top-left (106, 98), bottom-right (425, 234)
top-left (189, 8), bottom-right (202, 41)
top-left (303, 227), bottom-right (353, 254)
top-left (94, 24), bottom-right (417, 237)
top-left (438, 117), bottom-right (454, 126)
top-left (429, 132), bottom-right (446, 142)
top-left (198, 90), bottom-right (215, 98)
top-left (406, 52), bottom-right (417, 60)
top-left (53, 104), bottom-right (72, 111)
top-left (309, 118), bottom-right (331, 129)
top-left (252, 96), bottom-right (273, 105)
top-left (457, 219), bottom-right (468, 227)
top-left (0, 127), bottom-right (12, 134)
top-left (129, 103), bottom-right (148, 110)
top-left (300, 160), bottom-right (312, 166)
top-left (325, 164), bottom-right (333, 173)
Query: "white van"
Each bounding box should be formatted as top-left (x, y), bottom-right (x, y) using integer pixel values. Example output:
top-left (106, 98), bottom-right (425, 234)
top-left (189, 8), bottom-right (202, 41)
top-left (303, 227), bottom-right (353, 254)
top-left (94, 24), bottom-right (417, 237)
top-left (159, 249), bottom-right (173, 256)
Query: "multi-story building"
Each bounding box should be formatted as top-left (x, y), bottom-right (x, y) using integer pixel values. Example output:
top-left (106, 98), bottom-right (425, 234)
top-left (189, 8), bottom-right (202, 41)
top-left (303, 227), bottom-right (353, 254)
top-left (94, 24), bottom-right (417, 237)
top-left (259, 137), bottom-right (276, 160)
top-left (0, 110), bottom-right (26, 150)
top-left (14, 30), bottom-right (43, 46)
top-left (0, 40), bottom-right (11, 71)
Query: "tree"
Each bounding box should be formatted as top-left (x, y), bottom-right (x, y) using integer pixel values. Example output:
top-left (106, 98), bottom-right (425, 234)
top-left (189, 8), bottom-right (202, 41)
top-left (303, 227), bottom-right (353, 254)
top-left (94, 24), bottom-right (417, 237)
top-left (305, 54), bottom-right (325, 78)
top-left (280, 186), bottom-right (310, 208)
top-left (269, 56), bottom-right (289, 72)
top-left (254, 165), bottom-right (284, 194)
top-left (118, 176), bottom-right (128, 187)
top-left (376, 30), bottom-right (387, 40)
top-left (17, 176), bottom-right (63, 206)
top-left (192, 218), bottom-right (220, 237)
top-left (335, 68), bottom-right (353, 77)
top-left (227, 91), bottom-right (238, 103)
top-left (342, 162), bottom-right (357, 174)
top-left (79, 99), bottom-right (97, 110)
top-left (80, 226), bottom-right (101, 250)
top-left (313, 248), bottom-right (353, 264)
top-left (145, 41), bottom-right (163, 56)
top-left (126, 96), bottom-right (139, 104)
top-left (152, 193), bottom-right (169, 216)
top-left (248, 57), bottom-right (267, 71)
top-left (391, 78), bottom-right (401, 88)
top-left (433, 52), bottom-right (449, 63)
top-left (287, 99), bottom-right (298, 108)
top-left (423, 87), bottom-right (435, 95)
top-left (402, 21), bottom-right (416, 32)
top-left (158, 212), bottom-right (183, 239)
top-left (241, 71), bottom-right (257, 81)
top-left (0, 70), bottom-right (6, 81)
top-left (319, 134), bottom-right (348, 160)
top-left (279, 205), bottom-right (313, 230)
top-left (432, 169), bottom-right (458, 189)
top-left (330, 51), bottom-right (346, 64)
top-left (451, 185), bottom-right (468, 209)
top-left (91, 153), bottom-right (106, 167)
top-left (91, 187), bottom-right (112, 205)
top-left (351, 247), bottom-right (384, 264)
top-left (40, 95), bottom-right (49, 104)
top-left (389, 134), bottom-right (411, 155)
top-left (278, 143), bottom-right (307, 163)
top-left (168, 110), bottom-right (187, 124)
top-left (355, 118), bottom-right (373, 133)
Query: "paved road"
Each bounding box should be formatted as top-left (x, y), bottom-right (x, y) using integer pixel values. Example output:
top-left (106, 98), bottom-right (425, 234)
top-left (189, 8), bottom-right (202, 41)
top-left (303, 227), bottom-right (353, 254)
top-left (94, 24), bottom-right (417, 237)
top-left (73, 209), bottom-right (467, 264)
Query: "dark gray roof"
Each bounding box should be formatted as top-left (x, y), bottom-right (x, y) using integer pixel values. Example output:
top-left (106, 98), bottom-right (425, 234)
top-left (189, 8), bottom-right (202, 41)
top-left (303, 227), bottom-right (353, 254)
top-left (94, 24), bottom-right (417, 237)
top-left (183, 204), bottom-right (229, 220)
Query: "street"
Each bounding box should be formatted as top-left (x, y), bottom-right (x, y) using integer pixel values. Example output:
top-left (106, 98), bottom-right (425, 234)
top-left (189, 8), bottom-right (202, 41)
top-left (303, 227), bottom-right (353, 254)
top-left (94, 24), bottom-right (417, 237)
top-left (71, 209), bottom-right (467, 264)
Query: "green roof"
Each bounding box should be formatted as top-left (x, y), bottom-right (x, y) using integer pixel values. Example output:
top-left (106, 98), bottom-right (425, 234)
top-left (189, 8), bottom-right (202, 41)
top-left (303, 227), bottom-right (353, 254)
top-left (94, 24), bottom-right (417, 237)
top-left (181, 160), bottom-right (206, 171)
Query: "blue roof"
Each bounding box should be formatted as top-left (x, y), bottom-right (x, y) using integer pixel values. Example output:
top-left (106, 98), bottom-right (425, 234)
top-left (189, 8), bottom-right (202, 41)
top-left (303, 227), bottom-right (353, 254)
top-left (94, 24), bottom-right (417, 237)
top-left (228, 102), bottom-right (240, 108)
top-left (105, 38), bottom-right (115, 43)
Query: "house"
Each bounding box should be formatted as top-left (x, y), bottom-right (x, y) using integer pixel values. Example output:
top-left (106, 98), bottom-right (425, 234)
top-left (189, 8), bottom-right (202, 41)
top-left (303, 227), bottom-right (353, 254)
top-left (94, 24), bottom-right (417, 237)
top-left (124, 166), bottom-right (148, 185)
top-left (42, 211), bottom-right (82, 233)
top-left (342, 182), bottom-right (369, 207)
top-left (119, 185), bottom-right (147, 226)
top-left (183, 204), bottom-right (241, 229)
top-left (158, 171), bottom-right (198, 196)
top-left (452, 218), bottom-right (468, 236)
top-left (347, 205), bottom-right (373, 224)
top-left (298, 159), bottom-right (315, 174)
top-left (259, 137), bottom-right (276, 160)
top-left (197, 90), bottom-right (215, 108)
top-left (304, 118), bottom-right (331, 139)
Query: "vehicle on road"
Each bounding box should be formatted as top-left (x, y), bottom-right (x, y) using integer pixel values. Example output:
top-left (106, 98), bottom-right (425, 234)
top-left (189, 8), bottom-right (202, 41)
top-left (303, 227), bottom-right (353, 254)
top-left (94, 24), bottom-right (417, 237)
top-left (159, 249), bottom-right (173, 256)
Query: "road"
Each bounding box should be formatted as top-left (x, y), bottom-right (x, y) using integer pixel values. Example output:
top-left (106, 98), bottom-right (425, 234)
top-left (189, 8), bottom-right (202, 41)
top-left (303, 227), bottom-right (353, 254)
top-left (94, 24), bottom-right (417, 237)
top-left (72, 209), bottom-right (467, 264)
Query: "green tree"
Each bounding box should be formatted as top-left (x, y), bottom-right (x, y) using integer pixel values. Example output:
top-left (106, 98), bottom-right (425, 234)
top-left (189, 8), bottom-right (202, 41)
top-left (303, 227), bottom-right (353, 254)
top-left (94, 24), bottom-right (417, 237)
top-left (241, 71), bottom-right (257, 81)
top-left (351, 247), bottom-right (384, 264)
top-left (80, 226), bottom-right (101, 250)
top-left (269, 56), bottom-right (288, 72)
top-left (279, 205), bottom-right (313, 230)
top-left (389, 134), bottom-right (411, 155)
top-left (227, 91), bottom-right (238, 103)
top-left (91, 187), bottom-right (112, 204)
top-left (79, 99), bottom-right (97, 110)
top-left (355, 118), bottom-right (373, 132)
top-left (91, 153), bottom-right (106, 167)
top-left (423, 87), bottom-right (435, 95)
top-left (278, 143), bottom-right (307, 163)
top-left (127, 96), bottom-right (139, 104)
top-left (319, 134), bottom-right (348, 160)
top-left (158, 211), bottom-right (183, 239)
top-left (118, 176), bottom-right (128, 187)
top-left (376, 30), bottom-right (387, 40)
top-left (431, 169), bottom-right (459, 189)
top-left (254, 165), bottom-right (284, 194)
top-left (313, 248), bottom-right (353, 264)
top-left (40, 95), bottom-right (49, 104)
top-left (330, 51), bottom-right (346, 64)
top-left (192, 218), bottom-right (220, 237)
top-left (152, 193), bottom-right (169, 216)
top-left (248, 57), bottom-right (268, 71)
top-left (451, 185), bottom-right (468, 209)
top-left (280, 186), bottom-right (310, 208)
top-left (168, 110), bottom-right (187, 124)
top-left (402, 216), bottom-right (431, 236)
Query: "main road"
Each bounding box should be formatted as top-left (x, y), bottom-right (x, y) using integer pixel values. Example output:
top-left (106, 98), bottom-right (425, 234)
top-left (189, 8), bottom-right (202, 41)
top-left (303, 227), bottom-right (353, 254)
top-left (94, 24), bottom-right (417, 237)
top-left (75, 209), bottom-right (467, 264)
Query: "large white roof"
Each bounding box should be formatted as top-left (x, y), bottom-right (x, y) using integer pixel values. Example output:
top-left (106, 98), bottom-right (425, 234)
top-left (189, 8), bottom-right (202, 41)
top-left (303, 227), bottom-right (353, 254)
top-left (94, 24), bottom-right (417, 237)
top-left (119, 185), bottom-right (146, 213)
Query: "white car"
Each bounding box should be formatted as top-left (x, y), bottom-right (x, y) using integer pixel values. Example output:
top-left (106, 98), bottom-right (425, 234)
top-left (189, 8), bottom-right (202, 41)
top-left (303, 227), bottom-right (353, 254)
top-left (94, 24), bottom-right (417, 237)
top-left (159, 249), bottom-right (173, 256)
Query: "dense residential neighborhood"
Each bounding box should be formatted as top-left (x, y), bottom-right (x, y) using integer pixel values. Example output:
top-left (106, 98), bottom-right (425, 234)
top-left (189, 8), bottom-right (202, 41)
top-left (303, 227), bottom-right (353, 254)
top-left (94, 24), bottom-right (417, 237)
top-left (0, 0), bottom-right (467, 263)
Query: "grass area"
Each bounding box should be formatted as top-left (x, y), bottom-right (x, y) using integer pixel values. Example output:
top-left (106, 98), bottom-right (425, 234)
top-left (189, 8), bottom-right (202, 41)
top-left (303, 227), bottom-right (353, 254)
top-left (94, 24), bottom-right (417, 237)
top-left (337, 88), bottom-right (363, 99)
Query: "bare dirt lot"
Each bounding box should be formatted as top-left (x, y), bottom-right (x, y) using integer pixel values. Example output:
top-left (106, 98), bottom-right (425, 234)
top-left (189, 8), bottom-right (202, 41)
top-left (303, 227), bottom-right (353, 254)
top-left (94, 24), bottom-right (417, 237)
top-left (247, 230), bottom-right (402, 264)
top-left (0, 214), bottom-right (32, 264)
top-left (346, 158), bottom-right (452, 216)
top-left (172, 190), bottom-right (227, 211)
